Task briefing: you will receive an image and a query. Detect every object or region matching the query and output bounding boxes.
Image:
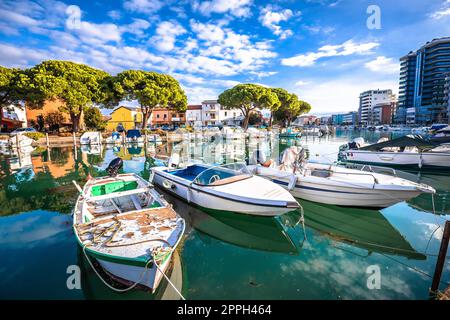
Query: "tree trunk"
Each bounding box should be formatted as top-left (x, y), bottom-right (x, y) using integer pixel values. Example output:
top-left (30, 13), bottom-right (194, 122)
top-left (269, 113), bottom-right (273, 127)
top-left (242, 112), bottom-right (250, 130)
top-left (71, 113), bottom-right (81, 133)
top-left (141, 109), bottom-right (152, 130)
top-left (0, 106), bottom-right (3, 133)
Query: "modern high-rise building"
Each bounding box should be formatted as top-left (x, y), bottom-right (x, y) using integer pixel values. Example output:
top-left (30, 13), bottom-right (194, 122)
top-left (396, 37), bottom-right (450, 124)
top-left (358, 89), bottom-right (395, 125)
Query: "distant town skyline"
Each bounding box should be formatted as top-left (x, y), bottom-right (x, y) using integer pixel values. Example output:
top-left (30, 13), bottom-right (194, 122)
top-left (1, 0), bottom-right (450, 113)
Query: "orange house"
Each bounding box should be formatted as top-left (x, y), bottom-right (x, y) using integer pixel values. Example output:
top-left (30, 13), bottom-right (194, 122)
top-left (26, 99), bottom-right (82, 129)
top-left (150, 108), bottom-right (186, 127)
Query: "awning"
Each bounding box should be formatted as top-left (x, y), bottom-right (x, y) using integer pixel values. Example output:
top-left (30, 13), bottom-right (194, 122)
top-left (358, 135), bottom-right (439, 151)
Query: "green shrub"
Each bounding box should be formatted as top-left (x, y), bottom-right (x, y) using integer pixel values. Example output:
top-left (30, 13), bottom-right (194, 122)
top-left (24, 132), bottom-right (45, 141)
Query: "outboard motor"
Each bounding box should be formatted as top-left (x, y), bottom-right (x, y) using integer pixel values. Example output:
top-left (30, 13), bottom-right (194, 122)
top-left (250, 149), bottom-right (267, 165)
top-left (107, 157), bottom-right (123, 177)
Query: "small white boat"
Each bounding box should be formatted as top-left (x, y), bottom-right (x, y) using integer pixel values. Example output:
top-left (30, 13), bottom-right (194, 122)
top-left (246, 127), bottom-right (266, 140)
top-left (105, 132), bottom-right (122, 144)
top-left (279, 127), bottom-right (301, 138)
top-left (147, 134), bottom-right (162, 143)
top-left (73, 162), bottom-right (185, 293)
top-left (80, 131), bottom-right (102, 145)
top-left (248, 146), bottom-right (435, 208)
top-left (222, 126), bottom-right (244, 140)
top-left (339, 135), bottom-right (450, 169)
top-left (0, 133), bottom-right (34, 148)
top-left (151, 159), bottom-right (299, 216)
top-left (126, 129), bottom-right (144, 143)
top-left (302, 127), bottom-right (323, 136)
top-left (203, 127), bottom-right (222, 140)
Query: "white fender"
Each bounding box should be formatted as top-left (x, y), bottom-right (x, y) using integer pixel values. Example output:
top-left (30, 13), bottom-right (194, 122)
top-left (288, 175), bottom-right (297, 191)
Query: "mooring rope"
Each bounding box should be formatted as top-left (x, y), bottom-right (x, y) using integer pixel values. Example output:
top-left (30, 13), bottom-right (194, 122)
top-left (82, 244), bottom-right (153, 293)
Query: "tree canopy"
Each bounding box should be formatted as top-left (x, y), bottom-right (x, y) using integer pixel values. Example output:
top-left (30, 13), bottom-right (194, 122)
top-left (105, 70), bottom-right (187, 129)
top-left (271, 88), bottom-right (311, 127)
top-left (27, 60), bottom-right (110, 132)
top-left (0, 66), bottom-right (35, 131)
top-left (84, 107), bottom-right (106, 131)
top-left (218, 84), bottom-right (280, 129)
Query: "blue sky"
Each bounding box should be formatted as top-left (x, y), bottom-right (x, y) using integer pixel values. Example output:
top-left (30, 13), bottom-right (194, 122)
top-left (1, 0), bottom-right (450, 114)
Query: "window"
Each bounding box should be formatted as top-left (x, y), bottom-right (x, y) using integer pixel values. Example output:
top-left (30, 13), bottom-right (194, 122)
top-left (224, 111), bottom-right (227, 116)
top-left (157, 114), bottom-right (160, 118)
top-left (164, 114), bottom-right (167, 119)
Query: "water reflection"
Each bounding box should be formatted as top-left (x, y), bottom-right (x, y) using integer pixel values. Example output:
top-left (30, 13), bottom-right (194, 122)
top-left (162, 190), bottom-right (303, 254)
top-left (300, 200), bottom-right (426, 260)
top-left (0, 130), bottom-right (449, 299)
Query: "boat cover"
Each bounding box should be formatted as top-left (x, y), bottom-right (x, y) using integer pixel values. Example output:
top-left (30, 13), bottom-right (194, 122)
top-left (126, 129), bottom-right (141, 138)
top-left (358, 135), bottom-right (439, 151)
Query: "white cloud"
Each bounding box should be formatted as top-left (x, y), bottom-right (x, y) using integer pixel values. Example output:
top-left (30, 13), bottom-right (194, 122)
top-left (107, 10), bottom-right (121, 20)
top-left (365, 56), bottom-right (399, 74)
top-left (72, 21), bottom-right (122, 45)
top-left (429, 1), bottom-right (450, 19)
top-left (249, 71), bottom-right (278, 78)
top-left (124, 0), bottom-right (165, 14)
top-left (281, 40), bottom-right (380, 67)
top-left (182, 85), bottom-right (220, 104)
top-left (259, 5), bottom-right (299, 39)
top-left (188, 21), bottom-right (277, 75)
top-left (0, 9), bottom-right (39, 28)
top-left (292, 77), bottom-right (397, 114)
top-left (151, 20), bottom-right (186, 52)
top-left (295, 80), bottom-right (310, 86)
top-left (0, 43), bottom-right (48, 68)
top-left (304, 25), bottom-right (335, 35)
top-left (120, 18), bottom-right (151, 36)
top-left (192, 0), bottom-right (253, 18)
top-left (190, 20), bottom-right (225, 42)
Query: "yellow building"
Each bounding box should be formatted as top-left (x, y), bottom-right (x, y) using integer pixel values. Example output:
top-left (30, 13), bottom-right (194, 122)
top-left (106, 106), bottom-right (143, 132)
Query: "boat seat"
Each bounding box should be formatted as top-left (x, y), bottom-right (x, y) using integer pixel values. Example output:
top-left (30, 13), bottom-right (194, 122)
top-left (310, 169), bottom-right (332, 178)
top-left (130, 194), bottom-right (142, 210)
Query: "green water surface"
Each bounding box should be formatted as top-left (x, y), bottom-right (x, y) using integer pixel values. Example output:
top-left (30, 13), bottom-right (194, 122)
top-left (0, 129), bottom-right (449, 300)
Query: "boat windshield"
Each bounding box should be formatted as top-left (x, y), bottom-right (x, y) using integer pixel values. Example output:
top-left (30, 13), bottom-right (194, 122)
top-left (194, 163), bottom-right (252, 186)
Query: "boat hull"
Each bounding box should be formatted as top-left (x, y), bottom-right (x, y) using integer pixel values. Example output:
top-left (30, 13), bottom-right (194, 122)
top-left (152, 169), bottom-right (296, 216)
top-left (341, 150), bottom-right (450, 169)
top-left (250, 165), bottom-right (429, 208)
top-left (276, 178), bottom-right (422, 208)
top-left (96, 254), bottom-right (172, 292)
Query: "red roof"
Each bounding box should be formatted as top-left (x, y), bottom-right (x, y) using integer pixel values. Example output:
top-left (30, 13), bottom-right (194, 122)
top-left (187, 105), bottom-right (202, 110)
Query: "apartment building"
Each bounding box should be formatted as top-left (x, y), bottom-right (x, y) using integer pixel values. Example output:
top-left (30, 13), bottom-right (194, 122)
top-left (358, 89), bottom-right (396, 125)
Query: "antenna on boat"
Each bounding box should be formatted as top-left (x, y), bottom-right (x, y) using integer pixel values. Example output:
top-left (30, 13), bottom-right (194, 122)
top-left (72, 180), bottom-right (83, 194)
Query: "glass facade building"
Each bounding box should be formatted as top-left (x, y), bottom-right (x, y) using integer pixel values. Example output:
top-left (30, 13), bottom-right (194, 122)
top-left (397, 37), bottom-right (450, 124)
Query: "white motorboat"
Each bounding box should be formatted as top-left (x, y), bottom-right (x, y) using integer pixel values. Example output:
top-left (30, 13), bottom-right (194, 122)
top-left (0, 133), bottom-right (34, 148)
top-left (222, 126), bottom-right (244, 140)
top-left (80, 131), bottom-right (102, 145)
top-left (302, 127), bottom-right (323, 136)
top-left (151, 159), bottom-right (299, 216)
top-left (73, 160), bottom-right (185, 293)
top-left (430, 125), bottom-right (450, 144)
top-left (248, 146), bottom-right (435, 208)
top-left (339, 135), bottom-right (450, 169)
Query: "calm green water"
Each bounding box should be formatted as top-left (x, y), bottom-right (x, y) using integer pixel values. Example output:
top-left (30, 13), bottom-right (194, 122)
top-left (0, 129), bottom-right (449, 300)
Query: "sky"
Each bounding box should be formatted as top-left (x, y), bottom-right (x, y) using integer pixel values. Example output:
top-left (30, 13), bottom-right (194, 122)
top-left (1, 0), bottom-right (450, 115)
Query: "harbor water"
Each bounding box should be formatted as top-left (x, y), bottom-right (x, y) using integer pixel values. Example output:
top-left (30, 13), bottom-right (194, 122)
top-left (0, 129), bottom-right (449, 299)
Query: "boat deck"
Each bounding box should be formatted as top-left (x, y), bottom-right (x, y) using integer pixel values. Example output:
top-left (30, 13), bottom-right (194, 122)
top-left (75, 208), bottom-right (181, 259)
